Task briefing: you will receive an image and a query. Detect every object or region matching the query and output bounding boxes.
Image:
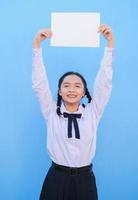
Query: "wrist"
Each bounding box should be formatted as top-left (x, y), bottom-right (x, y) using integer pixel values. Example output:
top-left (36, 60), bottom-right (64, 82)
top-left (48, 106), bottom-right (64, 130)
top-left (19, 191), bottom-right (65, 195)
top-left (33, 38), bottom-right (41, 48)
top-left (107, 39), bottom-right (114, 48)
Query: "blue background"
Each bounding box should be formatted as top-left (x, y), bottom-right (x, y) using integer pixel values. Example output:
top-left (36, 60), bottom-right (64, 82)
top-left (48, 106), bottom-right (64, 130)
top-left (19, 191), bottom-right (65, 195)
top-left (0, 0), bottom-right (138, 199)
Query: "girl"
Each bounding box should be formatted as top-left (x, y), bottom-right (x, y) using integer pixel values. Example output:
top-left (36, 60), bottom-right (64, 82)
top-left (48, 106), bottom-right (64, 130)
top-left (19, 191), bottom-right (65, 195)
top-left (32, 24), bottom-right (114, 200)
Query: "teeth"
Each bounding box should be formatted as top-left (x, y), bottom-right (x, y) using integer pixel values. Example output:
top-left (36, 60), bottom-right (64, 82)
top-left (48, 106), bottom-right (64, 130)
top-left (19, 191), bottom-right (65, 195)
top-left (67, 95), bottom-right (76, 97)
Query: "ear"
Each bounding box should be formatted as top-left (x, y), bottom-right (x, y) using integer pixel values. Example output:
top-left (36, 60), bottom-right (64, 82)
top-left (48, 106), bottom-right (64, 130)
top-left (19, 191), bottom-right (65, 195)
top-left (59, 89), bottom-right (62, 96)
top-left (82, 90), bottom-right (85, 97)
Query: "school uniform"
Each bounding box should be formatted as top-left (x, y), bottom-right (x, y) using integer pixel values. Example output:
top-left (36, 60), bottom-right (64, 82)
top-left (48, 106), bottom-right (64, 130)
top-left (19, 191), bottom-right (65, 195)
top-left (32, 47), bottom-right (114, 200)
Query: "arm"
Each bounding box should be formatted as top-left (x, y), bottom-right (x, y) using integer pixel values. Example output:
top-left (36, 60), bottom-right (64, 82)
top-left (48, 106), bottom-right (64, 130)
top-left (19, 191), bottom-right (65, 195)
top-left (32, 29), bottom-right (53, 120)
top-left (92, 25), bottom-right (114, 120)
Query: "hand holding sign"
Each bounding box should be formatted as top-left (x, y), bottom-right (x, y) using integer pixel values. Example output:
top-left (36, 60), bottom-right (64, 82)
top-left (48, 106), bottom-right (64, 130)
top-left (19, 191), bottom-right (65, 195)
top-left (33, 13), bottom-right (114, 48)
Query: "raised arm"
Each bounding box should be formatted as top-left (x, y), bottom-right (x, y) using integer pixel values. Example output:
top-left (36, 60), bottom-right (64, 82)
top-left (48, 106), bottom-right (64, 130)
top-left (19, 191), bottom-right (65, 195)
top-left (32, 29), bottom-right (53, 120)
top-left (92, 25), bottom-right (114, 120)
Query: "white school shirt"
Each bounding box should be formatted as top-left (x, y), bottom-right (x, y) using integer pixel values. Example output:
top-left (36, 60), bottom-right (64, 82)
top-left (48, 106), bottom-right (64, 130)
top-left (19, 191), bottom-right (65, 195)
top-left (32, 47), bottom-right (114, 167)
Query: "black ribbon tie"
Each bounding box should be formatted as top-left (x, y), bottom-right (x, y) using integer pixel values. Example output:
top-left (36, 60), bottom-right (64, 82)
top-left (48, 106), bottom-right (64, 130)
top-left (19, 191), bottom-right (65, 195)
top-left (63, 112), bottom-right (82, 139)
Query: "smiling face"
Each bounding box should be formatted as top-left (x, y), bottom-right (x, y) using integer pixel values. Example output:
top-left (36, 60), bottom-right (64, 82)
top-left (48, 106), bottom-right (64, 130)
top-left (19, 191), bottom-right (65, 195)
top-left (59, 75), bottom-right (85, 106)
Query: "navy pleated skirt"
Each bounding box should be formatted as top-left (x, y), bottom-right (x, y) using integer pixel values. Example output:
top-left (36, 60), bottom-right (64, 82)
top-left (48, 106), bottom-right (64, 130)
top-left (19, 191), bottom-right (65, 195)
top-left (39, 161), bottom-right (98, 200)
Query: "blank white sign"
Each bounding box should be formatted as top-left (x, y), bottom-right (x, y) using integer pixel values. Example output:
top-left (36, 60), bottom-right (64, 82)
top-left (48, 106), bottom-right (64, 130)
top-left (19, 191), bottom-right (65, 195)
top-left (51, 12), bottom-right (100, 47)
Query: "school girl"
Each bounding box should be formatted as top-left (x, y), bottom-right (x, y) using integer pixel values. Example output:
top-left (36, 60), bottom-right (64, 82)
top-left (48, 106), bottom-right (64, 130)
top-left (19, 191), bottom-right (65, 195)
top-left (32, 24), bottom-right (114, 200)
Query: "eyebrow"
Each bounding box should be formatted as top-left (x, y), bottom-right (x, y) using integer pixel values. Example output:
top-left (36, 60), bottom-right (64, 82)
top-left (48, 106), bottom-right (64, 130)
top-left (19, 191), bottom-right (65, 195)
top-left (63, 82), bottom-right (82, 85)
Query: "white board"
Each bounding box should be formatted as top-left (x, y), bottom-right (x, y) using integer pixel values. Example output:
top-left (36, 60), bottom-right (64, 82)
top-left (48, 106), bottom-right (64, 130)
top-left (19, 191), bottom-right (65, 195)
top-left (51, 12), bottom-right (100, 47)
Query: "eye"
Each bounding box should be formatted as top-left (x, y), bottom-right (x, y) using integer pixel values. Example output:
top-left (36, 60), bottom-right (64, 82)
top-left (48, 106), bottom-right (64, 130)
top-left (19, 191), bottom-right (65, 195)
top-left (64, 85), bottom-right (69, 88)
top-left (76, 85), bottom-right (81, 88)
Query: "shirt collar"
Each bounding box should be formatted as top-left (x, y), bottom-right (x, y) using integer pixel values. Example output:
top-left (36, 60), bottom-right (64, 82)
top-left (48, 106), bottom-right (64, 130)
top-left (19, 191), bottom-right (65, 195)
top-left (60, 102), bottom-right (85, 118)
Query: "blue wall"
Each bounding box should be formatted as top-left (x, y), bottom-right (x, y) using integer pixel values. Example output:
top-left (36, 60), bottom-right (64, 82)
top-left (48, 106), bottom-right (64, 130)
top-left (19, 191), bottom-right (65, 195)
top-left (0, 1), bottom-right (138, 199)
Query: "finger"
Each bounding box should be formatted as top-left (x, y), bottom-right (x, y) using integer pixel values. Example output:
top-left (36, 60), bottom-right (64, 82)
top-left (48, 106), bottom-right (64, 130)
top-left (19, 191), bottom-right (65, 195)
top-left (104, 28), bottom-right (112, 35)
top-left (103, 26), bottom-right (112, 34)
top-left (104, 30), bottom-right (110, 37)
top-left (99, 26), bottom-right (107, 33)
top-left (98, 24), bottom-right (107, 31)
top-left (49, 31), bottom-right (53, 37)
top-left (99, 24), bottom-right (112, 34)
top-left (47, 31), bottom-right (52, 37)
top-left (41, 32), bottom-right (47, 37)
top-left (44, 30), bottom-right (52, 38)
top-left (100, 27), bottom-right (107, 34)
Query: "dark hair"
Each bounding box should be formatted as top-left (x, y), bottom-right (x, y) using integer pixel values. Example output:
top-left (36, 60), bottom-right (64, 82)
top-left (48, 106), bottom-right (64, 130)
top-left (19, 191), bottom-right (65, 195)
top-left (56, 71), bottom-right (92, 116)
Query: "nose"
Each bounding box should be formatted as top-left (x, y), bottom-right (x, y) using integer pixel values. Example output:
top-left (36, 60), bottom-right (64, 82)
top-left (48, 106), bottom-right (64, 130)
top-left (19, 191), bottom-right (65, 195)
top-left (68, 87), bottom-right (75, 92)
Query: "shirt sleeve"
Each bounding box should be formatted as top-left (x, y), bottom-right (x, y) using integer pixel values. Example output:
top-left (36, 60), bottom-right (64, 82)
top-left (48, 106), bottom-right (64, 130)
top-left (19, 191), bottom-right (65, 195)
top-left (92, 47), bottom-right (114, 121)
top-left (32, 48), bottom-right (53, 120)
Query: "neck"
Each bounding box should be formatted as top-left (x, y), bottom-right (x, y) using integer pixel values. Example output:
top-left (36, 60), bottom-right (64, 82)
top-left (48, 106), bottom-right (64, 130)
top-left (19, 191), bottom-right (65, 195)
top-left (64, 102), bottom-right (80, 112)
